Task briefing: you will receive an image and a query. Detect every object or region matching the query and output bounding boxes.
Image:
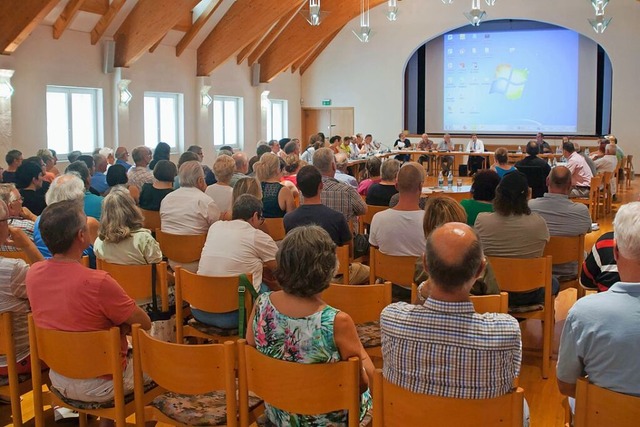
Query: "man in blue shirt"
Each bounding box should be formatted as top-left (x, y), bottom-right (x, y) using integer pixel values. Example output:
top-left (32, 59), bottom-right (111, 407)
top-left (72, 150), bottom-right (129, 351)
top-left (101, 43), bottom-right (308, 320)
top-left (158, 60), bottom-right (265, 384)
top-left (115, 147), bottom-right (132, 171)
top-left (90, 154), bottom-right (109, 194)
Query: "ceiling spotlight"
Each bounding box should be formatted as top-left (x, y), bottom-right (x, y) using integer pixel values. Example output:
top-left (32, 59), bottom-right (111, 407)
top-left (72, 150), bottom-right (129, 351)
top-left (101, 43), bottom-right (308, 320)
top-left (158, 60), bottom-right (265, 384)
top-left (442, 0), bottom-right (454, 4)
top-left (485, 0), bottom-right (496, 5)
top-left (386, 0), bottom-right (398, 21)
top-left (589, 14), bottom-right (612, 33)
top-left (302, 0), bottom-right (323, 26)
top-left (591, 0), bottom-right (609, 14)
top-left (464, 9), bottom-right (486, 26)
top-left (353, 25), bottom-right (372, 43)
top-left (353, 0), bottom-right (372, 42)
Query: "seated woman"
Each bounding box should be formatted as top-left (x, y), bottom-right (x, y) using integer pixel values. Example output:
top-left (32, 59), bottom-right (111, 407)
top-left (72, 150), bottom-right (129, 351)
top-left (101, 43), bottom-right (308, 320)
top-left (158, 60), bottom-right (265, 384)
top-left (254, 153), bottom-right (295, 218)
top-left (105, 164), bottom-right (140, 203)
top-left (205, 155), bottom-right (235, 216)
top-left (139, 160), bottom-right (177, 211)
top-left (16, 162), bottom-right (46, 216)
top-left (149, 141), bottom-right (171, 170)
top-left (357, 156), bottom-right (382, 196)
top-left (282, 154), bottom-right (303, 187)
top-left (460, 170), bottom-right (500, 226)
top-left (413, 197), bottom-right (500, 299)
top-left (247, 225), bottom-right (373, 425)
top-left (491, 147), bottom-right (516, 179)
top-left (366, 159), bottom-right (400, 206)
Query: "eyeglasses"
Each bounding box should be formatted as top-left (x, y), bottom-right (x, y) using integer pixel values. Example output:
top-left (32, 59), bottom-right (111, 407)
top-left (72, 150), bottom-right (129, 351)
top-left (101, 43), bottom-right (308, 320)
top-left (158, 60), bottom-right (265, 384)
top-left (258, 213), bottom-right (265, 225)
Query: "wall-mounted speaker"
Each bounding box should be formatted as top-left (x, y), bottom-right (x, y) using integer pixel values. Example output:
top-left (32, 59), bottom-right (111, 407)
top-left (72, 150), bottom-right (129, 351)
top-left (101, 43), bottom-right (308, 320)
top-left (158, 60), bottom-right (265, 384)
top-left (251, 63), bottom-right (260, 87)
top-left (103, 40), bottom-right (115, 74)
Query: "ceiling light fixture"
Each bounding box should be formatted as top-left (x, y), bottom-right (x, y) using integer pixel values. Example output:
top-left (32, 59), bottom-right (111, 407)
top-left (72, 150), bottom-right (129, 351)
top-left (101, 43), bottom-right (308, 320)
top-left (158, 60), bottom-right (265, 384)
top-left (589, 0), bottom-right (611, 34)
top-left (0, 69), bottom-right (14, 99)
top-left (118, 79), bottom-right (132, 106)
top-left (353, 0), bottom-right (372, 42)
top-left (201, 85), bottom-right (212, 108)
top-left (302, 0), bottom-right (323, 26)
top-left (463, 0), bottom-right (486, 26)
top-left (386, 0), bottom-right (398, 21)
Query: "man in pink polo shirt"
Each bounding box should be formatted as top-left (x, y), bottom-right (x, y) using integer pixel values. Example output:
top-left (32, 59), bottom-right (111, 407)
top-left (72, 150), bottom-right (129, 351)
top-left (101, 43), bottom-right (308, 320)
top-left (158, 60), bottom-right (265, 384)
top-left (562, 141), bottom-right (593, 198)
top-left (26, 199), bottom-right (150, 408)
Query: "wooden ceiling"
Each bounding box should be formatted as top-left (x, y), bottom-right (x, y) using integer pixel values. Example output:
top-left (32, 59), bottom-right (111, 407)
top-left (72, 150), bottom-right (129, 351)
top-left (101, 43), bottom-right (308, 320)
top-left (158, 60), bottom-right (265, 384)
top-left (0, 0), bottom-right (388, 83)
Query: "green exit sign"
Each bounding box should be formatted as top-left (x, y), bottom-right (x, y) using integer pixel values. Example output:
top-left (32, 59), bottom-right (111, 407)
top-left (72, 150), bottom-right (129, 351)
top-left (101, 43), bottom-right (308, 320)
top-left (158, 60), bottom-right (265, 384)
top-left (322, 99), bottom-right (332, 106)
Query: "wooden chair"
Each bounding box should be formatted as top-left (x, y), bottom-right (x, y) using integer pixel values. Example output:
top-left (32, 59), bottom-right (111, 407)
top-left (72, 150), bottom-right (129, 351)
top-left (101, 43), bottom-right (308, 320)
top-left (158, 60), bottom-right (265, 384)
top-left (487, 256), bottom-right (553, 379)
top-left (262, 218), bottom-right (286, 241)
top-left (624, 154), bottom-right (634, 189)
top-left (599, 171), bottom-right (613, 215)
top-left (369, 247), bottom-right (418, 289)
top-left (410, 283), bottom-right (508, 314)
top-left (175, 267), bottom-right (254, 343)
top-left (0, 250), bottom-right (30, 264)
top-left (237, 339), bottom-right (363, 427)
top-left (372, 369), bottom-right (524, 427)
top-left (322, 281), bottom-right (392, 358)
top-left (0, 312), bottom-right (34, 427)
top-left (573, 377), bottom-right (640, 427)
top-left (335, 244), bottom-right (351, 285)
top-left (543, 234), bottom-right (586, 299)
top-left (573, 175), bottom-right (602, 221)
top-left (28, 315), bottom-right (160, 427)
top-left (132, 325), bottom-right (246, 427)
top-left (96, 259), bottom-right (169, 311)
top-left (358, 204), bottom-right (388, 235)
top-left (139, 208), bottom-right (161, 232)
top-left (155, 229), bottom-right (207, 265)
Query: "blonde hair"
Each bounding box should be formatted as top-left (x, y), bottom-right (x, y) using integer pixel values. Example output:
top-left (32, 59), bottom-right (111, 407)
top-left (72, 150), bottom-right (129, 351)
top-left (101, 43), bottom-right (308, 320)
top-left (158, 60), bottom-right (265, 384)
top-left (213, 155), bottom-right (236, 183)
top-left (98, 187), bottom-right (144, 243)
top-left (254, 152), bottom-right (280, 181)
top-left (422, 196), bottom-right (467, 237)
top-left (233, 177), bottom-right (262, 204)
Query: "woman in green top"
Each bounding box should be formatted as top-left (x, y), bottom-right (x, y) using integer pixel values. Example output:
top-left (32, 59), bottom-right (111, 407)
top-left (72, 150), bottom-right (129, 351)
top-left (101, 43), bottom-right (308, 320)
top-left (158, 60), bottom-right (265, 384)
top-left (460, 169), bottom-right (500, 226)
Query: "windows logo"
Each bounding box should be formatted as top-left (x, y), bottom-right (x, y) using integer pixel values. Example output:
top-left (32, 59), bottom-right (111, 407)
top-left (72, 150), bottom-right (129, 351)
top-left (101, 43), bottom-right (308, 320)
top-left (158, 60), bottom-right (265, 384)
top-left (490, 64), bottom-right (528, 100)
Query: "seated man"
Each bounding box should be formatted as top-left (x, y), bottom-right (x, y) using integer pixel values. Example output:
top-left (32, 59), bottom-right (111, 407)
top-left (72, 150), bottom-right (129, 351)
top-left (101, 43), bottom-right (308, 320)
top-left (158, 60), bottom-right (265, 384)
top-left (334, 152), bottom-right (357, 188)
top-left (581, 231), bottom-right (619, 292)
top-left (26, 200), bottom-right (151, 407)
top-left (127, 146), bottom-right (154, 190)
top-left (381, 223), bottom-right (526, 423)
top-left (160, 161), bottom-right (220, 272)
top-left (90, 154), bottom-right (109, 195)
top-left (416, 133), bottom-right (435, 171)
top-left (196, 195), bottom-right (278, 327)
top-left (437, 134), bottom-right (455, 174)
top-left (369, 163), bottom-right (426, 257)
top-left (558, 202), bottom-right (640, 408)
top-left (66, 161), bottom-right (104, 220)
top-left (562, 141), bottom-right (593, 198)
top-left (514, 141), bottom-right (551, 198)
top-left (284, 165), bottom-right (369, 285)
top-left (594, 143), bottom-right (619, 196)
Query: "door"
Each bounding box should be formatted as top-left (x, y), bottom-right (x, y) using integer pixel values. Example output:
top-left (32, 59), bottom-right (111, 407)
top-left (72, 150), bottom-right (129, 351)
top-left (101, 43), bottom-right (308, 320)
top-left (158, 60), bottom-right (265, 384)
top-left (302, 108), bottom-right (354, 149)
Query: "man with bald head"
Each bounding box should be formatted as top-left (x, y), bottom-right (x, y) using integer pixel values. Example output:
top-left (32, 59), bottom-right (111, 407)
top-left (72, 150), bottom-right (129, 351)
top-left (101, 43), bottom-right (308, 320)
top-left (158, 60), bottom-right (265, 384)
top-left (381, 222), bottom-right (523, 402)
top-left (230, 152), bottom-right (249, 187)
top-left (594, 143), bottom-right (619, 196)
top-left (115, 146), bottom-right (132, 170)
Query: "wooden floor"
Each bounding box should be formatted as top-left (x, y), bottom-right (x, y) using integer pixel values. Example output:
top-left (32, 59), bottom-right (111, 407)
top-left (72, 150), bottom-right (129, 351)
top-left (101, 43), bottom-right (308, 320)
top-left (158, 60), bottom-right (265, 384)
top-left (3, 176), bottom-right (638, 427)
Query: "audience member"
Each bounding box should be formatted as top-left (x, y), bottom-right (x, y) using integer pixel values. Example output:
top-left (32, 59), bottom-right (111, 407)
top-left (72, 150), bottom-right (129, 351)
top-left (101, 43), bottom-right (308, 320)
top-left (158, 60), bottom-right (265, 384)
top-left (66, 161), bottom-right (104, 220)
top-left (581, 231), bottom-right (618, 292)
top-left (268, 140), bottom-right (281, 156)
top-left (149, 142), bottom-right (171, 170)
top-left (99, 147), bottom-right (115, 166)
top-left (205, 155), bottom-right (235, 216)
top-left (491, 147), bottom-right (516, 178)
top-left (37, 150), bottom-right (56, 183)
top-left (460, 170), bottom-right (500, 226)
top-left (563, 142), bottom-right (593, 198)
top-left (230, 152), bottom-right (249, 187)
top-left (127, 146), bottom-right (154, 189)
top-left (514, 141), bottom-right (551, 198)
top-left (366, 159), bottom-right (400, 206)
top-left (536, 132), bottom-right (552, 153)
top-left (253, 153), bottom-right (295, 218)
top-left (557, 202), bottom-right (640, 405)
top-left (138, 160), bottom-right (176, 212)
top-left (300, 134), bottom-right (322, 164)
top-left (26, 200), bottom-right (151, 406)
top-left (594, 144), bottom-right (619, 196)
top-left (3, 150), bottom-right (23, 184)
top-left (15, 161), bottom-right (46, 216)
top-left (91, 154), bottom-right (109, 194)
top-left (115, 146), bottom-right (132, 170)
top-left (357, 156), bottom-right (382, 196)
top-left (334, 152), bottom-right (357, 188)
top-left (105, 163), bottom-right (140, 202)
top-left (173, 151), bottom-right (200, 189)
top-left (0, 184), bottom-right (36, 252)
top-left (282, 154), bottom-right (303, 187)
top-left (573, 142), bottom-right (597, 177)
top-left (67, 150), bottom-right (82, 164)
top-left (369, 163), bottom-right (425, 257)
top-left (283, 140), bottom-right (299, 158)
top-left (329, 135), bottom-right (341, 154)
top-left (246, 225), bottom-right (372, 425)
top-left (437, 134), bottom-right (455, 174)
top-left (187, 145), bottom-right (215, 185)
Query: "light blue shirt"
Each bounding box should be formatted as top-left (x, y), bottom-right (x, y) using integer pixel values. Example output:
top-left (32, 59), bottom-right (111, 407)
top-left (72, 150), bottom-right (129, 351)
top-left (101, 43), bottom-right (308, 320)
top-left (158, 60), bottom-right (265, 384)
top-left (557, 282), bottom-right (640, 396)
top-left (90, 171), bottom-right (109, 194)
top-left (335, 170), bottom-right (357, 189)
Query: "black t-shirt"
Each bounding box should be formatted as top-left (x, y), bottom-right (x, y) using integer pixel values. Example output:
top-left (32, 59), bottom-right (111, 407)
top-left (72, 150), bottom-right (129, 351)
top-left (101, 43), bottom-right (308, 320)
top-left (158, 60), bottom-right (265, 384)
top-left (20, 188), bottom-right (47, 216)
top-left (138, 183), bottom-right (174, 211)
top-left (2, 171), bottom-right (16, 184)
top-left (283, 204), bottom-right (351, 246)
top-left (366, 183), bottom-right (398, 207)
top-left (394, 139), bottom-right (411, 149)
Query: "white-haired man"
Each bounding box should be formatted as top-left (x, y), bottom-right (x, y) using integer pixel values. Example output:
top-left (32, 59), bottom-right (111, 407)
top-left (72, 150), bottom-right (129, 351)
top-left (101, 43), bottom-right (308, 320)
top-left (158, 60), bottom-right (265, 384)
top-left (594, 143), bottom-right (619, 196)
top-left (557, 202), bottom-right (640, 405)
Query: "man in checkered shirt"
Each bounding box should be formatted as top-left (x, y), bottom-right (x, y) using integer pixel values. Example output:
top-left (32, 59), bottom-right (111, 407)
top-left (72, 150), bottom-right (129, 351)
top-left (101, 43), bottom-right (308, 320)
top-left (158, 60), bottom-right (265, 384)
top-left (381, 222), bottom-right (523, 402)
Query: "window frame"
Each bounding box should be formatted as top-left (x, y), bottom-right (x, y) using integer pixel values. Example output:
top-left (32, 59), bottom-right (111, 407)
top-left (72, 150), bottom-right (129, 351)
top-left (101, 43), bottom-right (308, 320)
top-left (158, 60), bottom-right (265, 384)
top-left (266, 98), bottom-right (288, 142)
top-left (143, 91), bottom-right (184, 153)
top-left (213, 95), bottom-right (244, 149)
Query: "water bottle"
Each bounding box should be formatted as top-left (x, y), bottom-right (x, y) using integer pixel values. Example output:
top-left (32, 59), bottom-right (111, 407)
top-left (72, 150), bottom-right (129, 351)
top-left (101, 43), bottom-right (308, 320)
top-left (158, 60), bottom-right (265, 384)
top-left (438, 171), bottom-right (444, 187)
top-left (585, 147), bottom-right (590, 156)
top-left (517, 146), bottom-right (522, 154)
top-left (459, 144), bottom-right (464, 152)
top-left (447, 171), bottom-right (453, 188)
top-left (548, 158), bottom-right (552, 167)
top-left (552, 157), bottom-right (557, 167)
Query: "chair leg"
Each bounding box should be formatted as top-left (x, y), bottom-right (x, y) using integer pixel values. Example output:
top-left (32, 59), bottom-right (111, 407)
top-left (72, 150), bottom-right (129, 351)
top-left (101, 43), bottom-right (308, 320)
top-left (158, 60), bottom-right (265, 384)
top-left (79, 413), bottom-right (88, 427)
top-left (542, 316), bottom-right (553, 379)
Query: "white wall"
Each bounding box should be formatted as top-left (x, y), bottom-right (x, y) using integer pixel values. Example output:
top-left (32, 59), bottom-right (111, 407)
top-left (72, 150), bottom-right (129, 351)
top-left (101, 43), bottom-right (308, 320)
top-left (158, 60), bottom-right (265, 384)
top-left (301, 0), bottom-right (640, 160)
top-left (0, 24), bottom-right (301, 166)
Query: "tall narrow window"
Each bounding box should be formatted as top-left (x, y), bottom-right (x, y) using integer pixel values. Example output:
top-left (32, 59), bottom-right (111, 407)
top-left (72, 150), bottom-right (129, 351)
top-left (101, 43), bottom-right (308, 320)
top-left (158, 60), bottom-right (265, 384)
top-left (46, 86), bottom-right (103, 156)
top-left (213, 96), bottom-right (243, 148)
top-left (144, 92), bottom-right (182, 151)
top-left (267, 99), bottom-right (288, 141)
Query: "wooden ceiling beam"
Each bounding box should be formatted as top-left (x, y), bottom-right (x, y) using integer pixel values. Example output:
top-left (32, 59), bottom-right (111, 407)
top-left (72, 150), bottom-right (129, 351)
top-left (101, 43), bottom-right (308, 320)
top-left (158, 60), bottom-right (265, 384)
top-left (53, 0), bottom-right (86, 40)
top-left (236, 33), bottom-right (266, 65)
top-left (290, 45), bottom-right (318, 74)
top-left (113, 0), bottom-right (199, 67)
top-left (0, 0), bottom-right (62, 54)
top-left (149, 35), bottom-right (165, 53)
top-left (79, 0), bottom-right (108, 15)
top-left (176, 0), bottom-right (222, 57)
top-left (197, 0), bottom-right (304, 76)
top-left (259, 0), bottom-right (387, 82)
top-left (245, 2), bottom-right (304, 66)
top-left (173, 11), bottom-right (193, 32)
top-left (299, 27), bottom-right (342, 75)
top-left (90, 0), bottom-right (125, 45)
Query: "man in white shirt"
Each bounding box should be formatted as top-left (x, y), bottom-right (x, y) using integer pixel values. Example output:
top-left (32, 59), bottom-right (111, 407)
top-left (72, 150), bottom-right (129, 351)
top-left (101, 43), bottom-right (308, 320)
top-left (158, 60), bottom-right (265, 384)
top-left (369, 163), bottom-right (426, 257)
top-left (334, 152), bottom-right (357, 188)
top-left (466, 134), bottom-right (485, 176)
top-left (594, 144), bottom-right (619, 195)
top-left (437, 133), bottom-right (455, 174)
top-left (563, 141), bottom-right (593, 198)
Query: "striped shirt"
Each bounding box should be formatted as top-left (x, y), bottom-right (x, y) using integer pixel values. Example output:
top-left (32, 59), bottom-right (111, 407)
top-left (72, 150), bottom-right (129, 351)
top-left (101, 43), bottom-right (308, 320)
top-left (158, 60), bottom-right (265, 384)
top-left (581, 231), bottom-right (619, 292)
top-left (381, 299), bottom-right (521, 399)
top-left (320, 176), bottom-right (366, 227)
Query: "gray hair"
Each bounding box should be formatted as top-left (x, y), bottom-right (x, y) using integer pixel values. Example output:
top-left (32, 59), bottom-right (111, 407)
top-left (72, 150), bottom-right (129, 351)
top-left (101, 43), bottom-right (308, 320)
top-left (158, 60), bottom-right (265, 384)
top-left (335, 152), bottom-right (349, 171)
top-left (381, 159), bottom-right (401, 181)
top-left (614, 202), bottom-right (640, 260)
top-left (0, 200), bottom-right (7, 220)
top-left (232, 194), bottom-right (263, 221)
top-left (313, 147), bottom-right (335, 175)
top-left (605, 144), bottom-right (617, 155)
top-left (46, 174), bottom-right (86, 205)
top-left (132, 146), bottom-right (151, 164)
top-left (178, 160), bottom-right (204, 188)
top-left (0, 183), bottom-right (17, 205)
top-left (98, 187), bottom-right (144, 243)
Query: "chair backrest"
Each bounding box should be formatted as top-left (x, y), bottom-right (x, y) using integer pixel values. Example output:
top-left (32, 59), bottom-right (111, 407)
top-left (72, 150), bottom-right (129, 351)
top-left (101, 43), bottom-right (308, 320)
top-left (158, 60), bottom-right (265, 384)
top-left (335, 244), bottom-right (350, 284)
top-left (175, 267), bottom-right (253, 314)
top-left (0, 250), bottom-right (30, 264)
top-left (543, 234), bottom-right (585, 266)
top-left (0, 312), bottom-right (25, 426)
top-left (262, 218), bottom-right (286, 241)
top-left (96, 259), bottom-right (169, 311)
top-left (469, 292), bottom-right (509, 314)
top-left (369, 247), bottom-right (418, 287)
top-left (358, 204), bottom-right (388, 234)
top-left (574, 377), bottom-right (640, 427)
top-left (372, 369), bottom-right (524, 427)
top-left (132, 326), bottom-right (237, 427)
top-left (322, 281), bottom-right (392, 324)
top-left (155, 229), bottom-right (206, 264)
top-left (486, 256), bottom-right (552, 294)
top-left (140, 208), bottom-right (161, 232)
top-left (237, 340), bottom-right (361, 427)
top-left (515, 165), bottom-right (548, 198)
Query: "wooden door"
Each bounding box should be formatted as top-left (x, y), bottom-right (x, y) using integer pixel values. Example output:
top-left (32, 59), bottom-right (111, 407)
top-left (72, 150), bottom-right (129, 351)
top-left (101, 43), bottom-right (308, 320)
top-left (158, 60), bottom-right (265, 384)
top-left (301, 108), bottom-right (354, 149)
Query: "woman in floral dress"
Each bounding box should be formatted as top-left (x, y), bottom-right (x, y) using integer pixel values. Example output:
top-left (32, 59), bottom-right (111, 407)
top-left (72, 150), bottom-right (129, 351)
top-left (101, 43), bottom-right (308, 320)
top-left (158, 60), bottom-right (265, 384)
top-left (246, 225), bottom-right (373, 426)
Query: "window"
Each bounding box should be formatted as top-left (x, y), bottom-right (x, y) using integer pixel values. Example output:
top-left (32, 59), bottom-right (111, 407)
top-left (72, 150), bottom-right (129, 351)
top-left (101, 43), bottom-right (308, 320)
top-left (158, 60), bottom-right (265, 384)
top-left (266, 99), bottom-right (288, 141)
top-left (213, 96), bottom-right (243, 147)
top-left (144, 92), bottom-right (183, 151)
top-left (46, 86), bottom-right (103, 156)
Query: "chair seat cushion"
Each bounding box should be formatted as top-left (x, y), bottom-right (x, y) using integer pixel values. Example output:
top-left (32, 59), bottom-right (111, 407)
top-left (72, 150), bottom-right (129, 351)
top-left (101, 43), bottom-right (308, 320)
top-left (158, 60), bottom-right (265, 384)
top-left (187, 318), bottom-right (238, 337)
top-left (0, 373), bottom-right (30, 387)
top-left (49, 381), bottom-right (157, 410)
top-left (509, 304), bottom-right (544, 314)
top-left (151, 391), bottom-right (263, 426)
top-left (256, 409), bottom-right (372, 427)
top-left (356, 321), bottom-right (381, 349)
